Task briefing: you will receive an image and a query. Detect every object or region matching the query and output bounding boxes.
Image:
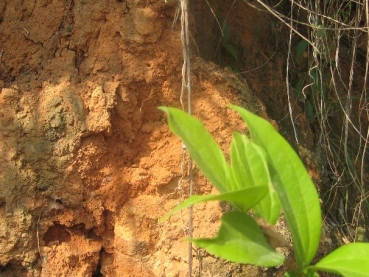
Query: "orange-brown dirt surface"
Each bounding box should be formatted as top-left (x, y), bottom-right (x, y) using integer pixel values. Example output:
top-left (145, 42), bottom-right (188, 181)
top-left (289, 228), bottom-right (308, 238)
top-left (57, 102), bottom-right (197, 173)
top-left (0, 1), bottom-right (326, 276)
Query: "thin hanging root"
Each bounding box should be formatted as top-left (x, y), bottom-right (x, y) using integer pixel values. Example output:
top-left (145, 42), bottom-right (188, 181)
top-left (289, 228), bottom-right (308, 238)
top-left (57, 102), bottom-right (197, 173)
top-left (178, 0), bottom-right (194, 276)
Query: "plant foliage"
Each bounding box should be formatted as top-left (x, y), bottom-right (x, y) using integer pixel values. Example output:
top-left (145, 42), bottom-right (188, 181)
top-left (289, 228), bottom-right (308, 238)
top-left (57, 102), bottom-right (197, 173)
top-left (159, 105), bottom-right (369, 276)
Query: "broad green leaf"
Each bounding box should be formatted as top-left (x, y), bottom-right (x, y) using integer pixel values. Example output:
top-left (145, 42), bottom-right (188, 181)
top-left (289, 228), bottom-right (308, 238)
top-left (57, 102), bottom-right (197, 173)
top-left (159, 186), bottom-right (268, 222)
top-left (230, 105), bottom-right (321, 270)
top-left (192, 211), bottom-right (285, 266)
top-left (295, 39), bottom-right (308, 59)
top-left (307, 243), bottom-right (369, 277)
top-left (159, 107), bottom-right (229, 193)
top-left (223, 43), bottom-right (238, 60)
top-left (230, 132), bottom-right (253, 190)
top-left (230, 132), bottom-right (280, 224)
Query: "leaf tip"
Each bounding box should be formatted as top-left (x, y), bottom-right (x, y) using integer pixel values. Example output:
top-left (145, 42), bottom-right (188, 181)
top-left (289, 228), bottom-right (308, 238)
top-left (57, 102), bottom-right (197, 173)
top-left (227, 103), bottom-right (237, 109)
top-left (158, 106), bottom-right (168, 113)
top-left (158, 216), bottom-right (166, 224)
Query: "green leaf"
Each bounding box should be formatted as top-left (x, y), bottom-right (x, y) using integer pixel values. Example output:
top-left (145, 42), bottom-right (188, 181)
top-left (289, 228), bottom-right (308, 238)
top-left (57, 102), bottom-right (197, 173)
top-left (230, 132), bottom-right (280, 224)
top-left (230, 132), bottom-right (261, 190)
top-left (159, 107), bottom-right (230, 193)
top-left (306, 99), bottom-right (315, 123)
top-left (159, 186), bottom-right (268, 222)
top-left (284, 271), bottom-right (319, 277)
top-left (223, 21), bottom-right (231, 43)
top-left (223, 43), bottom-right (238, 60)
top-left (313, 24), bottom-right (326, 38)
top-left (192, 211), bottom-right (285, 267)
top-left (295, 39), bottom-right (308, 59)
top-left (293, 78), bottom-right (303, 100)
top-left (230, 105), bottom-right (321, 270)
top-left (284, 271), bottom-right (301, 277)
top-left (307, 243), bottom-right (369, 277)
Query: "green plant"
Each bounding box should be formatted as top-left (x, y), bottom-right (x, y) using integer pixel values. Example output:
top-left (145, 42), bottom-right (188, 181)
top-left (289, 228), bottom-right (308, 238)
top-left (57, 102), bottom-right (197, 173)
top-left (221, 21), bottom-right (238, 62)
top-left (159, 105), bottom-right (369, 276)
top-left (215, 20), bottom-right (239, 71)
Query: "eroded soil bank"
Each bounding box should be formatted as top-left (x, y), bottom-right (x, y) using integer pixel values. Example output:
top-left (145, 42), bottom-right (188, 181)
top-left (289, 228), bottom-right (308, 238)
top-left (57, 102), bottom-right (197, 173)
top-left (0, 1), bottom-right (313, 276)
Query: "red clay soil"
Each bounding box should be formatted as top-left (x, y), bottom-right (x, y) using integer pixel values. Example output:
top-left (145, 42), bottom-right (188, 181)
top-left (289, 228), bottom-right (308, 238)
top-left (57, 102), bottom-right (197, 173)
top-left (0, 1), bottom-right (305, 276)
